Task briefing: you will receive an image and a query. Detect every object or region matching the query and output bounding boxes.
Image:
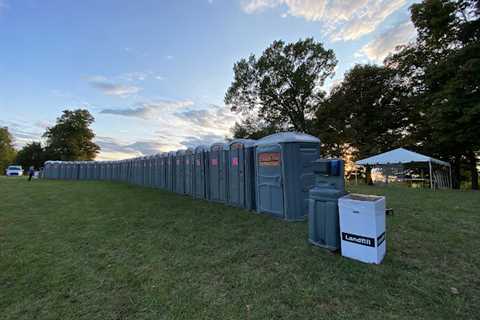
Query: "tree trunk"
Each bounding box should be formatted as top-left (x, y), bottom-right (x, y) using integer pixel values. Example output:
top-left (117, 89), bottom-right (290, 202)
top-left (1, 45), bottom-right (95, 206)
top-left (468, 151), bottom-right (479, 190)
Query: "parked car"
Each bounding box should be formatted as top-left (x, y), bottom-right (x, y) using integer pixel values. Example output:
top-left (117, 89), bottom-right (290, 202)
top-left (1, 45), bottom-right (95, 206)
top-left (5, 165), bottom-right (23, 176)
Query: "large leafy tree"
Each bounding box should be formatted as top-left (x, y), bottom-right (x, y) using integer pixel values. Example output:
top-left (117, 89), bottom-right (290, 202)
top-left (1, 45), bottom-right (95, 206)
top-left (387, 0), bottom-right (480, 189)
top-left (15, 142), bottom-right (46, 170)
top-left (315, 65), bottom-right (414, 182)
top-left (43, 109), bottom-right (100, 161)
top-left (0, 127), bottom-right (17, 173)
top-left (225, 38), bottom-right (337, 133)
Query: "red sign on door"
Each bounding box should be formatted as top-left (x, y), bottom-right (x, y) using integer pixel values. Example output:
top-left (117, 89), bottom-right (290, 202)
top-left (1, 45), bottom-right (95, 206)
top-left (232, 157), bottom-right (239, 166)
top-left (211, 158), bottom-right (218, 166)
top-left (259, 152), bottom-right (281, 166)
top-left (196, 159), bottom-right (201, 166)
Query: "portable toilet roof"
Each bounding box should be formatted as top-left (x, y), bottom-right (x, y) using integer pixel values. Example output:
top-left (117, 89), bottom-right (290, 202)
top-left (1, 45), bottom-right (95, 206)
top-left (168, 151), bottom-right (176, 156)
top-left (211, 142), bottom-right (229, 150)
top-left (176, 150), bottom-right (186, 155)
top-left (195, 145), bottom-right (209, 152)
top-left (229, 139), bottom-right (256, 148)
top-left (254, 132), bottom-right (320, 146)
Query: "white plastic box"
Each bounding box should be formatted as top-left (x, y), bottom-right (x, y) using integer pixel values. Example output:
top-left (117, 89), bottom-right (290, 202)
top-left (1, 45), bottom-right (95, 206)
top-left (338, 194), bottom-right (386, 264)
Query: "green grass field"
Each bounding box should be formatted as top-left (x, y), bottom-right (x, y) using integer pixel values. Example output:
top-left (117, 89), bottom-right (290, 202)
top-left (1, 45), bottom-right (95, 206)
top-left (0, 177), bottom-right (479, 319)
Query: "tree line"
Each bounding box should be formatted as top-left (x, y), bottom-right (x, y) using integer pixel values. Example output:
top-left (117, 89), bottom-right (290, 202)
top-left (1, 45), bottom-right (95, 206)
top-left (226, 0), bottom-right (479, 189)
top-left (0, 109), bottom-right (99, 173)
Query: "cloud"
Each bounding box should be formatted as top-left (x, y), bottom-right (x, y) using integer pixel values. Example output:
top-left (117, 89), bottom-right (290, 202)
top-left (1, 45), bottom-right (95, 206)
top-left (0, 120), bottom-right (43, 148)
top-left (88, 76), bottom-right (141, 98)
top-left (241, 0), bottom-right (408, 41)
top-left (95, 136), bottom-right (172, 160)
top-left (174, 105), bottom-right (237, 132)
top-left (100, 99), bottom-right (195, 120)
top-left (360, 20), bottom-right (416, 61)
top-left (179, 133), bottom-right (227, 149)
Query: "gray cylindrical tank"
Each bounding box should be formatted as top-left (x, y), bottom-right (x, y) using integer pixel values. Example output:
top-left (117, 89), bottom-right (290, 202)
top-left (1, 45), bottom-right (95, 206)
top-left (308, 159), bottom-right (345, 250)
top-left (228, 139), bottom-right (256, 209)
top-left (254, 132), bottom-right (320, 221)
top-left (166, 151), bottom-right (176, 192)
top-left (175, 150), bottom-right (186, 194)
top-left (194, 145), bottom-right (209, 199)
top-left (184, 148), bottom-right (194, 196)
top-left (209, 143), bottom-right (229, 203)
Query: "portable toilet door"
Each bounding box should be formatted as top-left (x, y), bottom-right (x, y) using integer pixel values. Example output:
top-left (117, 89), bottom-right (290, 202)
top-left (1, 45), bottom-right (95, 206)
top-left (159, 153), bottom-right (166, 188)
top-left (254, 132), bottom-right (320, 221)
top-left (228, 139), bottom-right (256, 210)
top-left (184, 148), bottom-right (194, 196)
top-left (166, 151), bottom-right (176, 192)
top-left (194, 145), bottom-right (209, 199)
top-left (175, 150), bottom-right (186, 194)
top-left (144, 156), bottom-right (152, 187)
top-left (209, 143), bottom-right (228, 203)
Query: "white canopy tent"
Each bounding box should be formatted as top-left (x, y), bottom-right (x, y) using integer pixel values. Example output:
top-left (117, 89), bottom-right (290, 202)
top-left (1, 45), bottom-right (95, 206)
top-left (356, 148), bottom-right (451, 189)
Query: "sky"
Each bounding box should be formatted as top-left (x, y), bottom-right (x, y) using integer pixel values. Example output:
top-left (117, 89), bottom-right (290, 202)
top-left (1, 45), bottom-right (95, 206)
top-left (0, 0), bottom-right (418, 160)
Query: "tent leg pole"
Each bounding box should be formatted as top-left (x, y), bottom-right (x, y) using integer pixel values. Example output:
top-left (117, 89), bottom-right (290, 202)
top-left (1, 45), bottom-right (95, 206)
top-left (429, 161), bottom-right (433, 190)
top-left (449, 165), bottom-right (452, 189)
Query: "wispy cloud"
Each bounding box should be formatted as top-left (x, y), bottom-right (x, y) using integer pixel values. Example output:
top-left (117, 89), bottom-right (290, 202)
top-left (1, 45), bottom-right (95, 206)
top-left (241, 0), bottom-right (408, 41)
top-left (88, 76), bottom-right (141, 98)
top-left (95, 136), bottom-right (173, 160)
top-left (100, 99), bottom-right (195, 120)
top-left (174, 105), bottom-right (237, 132)
top-left (359, 20), bottom-right (416, 61)
top-left (180, 133), bottom-right (227, 149)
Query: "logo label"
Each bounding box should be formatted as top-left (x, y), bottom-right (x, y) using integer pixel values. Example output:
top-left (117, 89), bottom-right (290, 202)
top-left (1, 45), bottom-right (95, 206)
top-left (211, 158), bottom-right (218, 166)
top-left (341, 232), bottom-right (375, 247)
top-left (232, 157), bottom-right (239, 166)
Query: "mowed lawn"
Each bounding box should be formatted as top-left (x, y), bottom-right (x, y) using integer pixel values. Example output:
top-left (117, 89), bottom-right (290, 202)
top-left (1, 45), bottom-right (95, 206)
top-left (0, 177), bottom-right (479, 320)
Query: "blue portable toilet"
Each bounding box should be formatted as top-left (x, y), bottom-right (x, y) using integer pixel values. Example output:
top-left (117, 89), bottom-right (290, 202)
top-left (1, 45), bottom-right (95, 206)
top-left (194, 145), bottom-right (209, 199)
top-left (254, 132), bottom-right (320, 221)
top-left (145, 156), bottom-right (153, 187)
top-left (175, 150), bottom-right (186, 194)
top-left (228, 139), bottom-right (257, 210)
top-left (78, 161), bottom-right (86, 180)
top-left (184, 148), bottom-right (195, 196)
top-left (158, 153), bottom-right (166, 189)
top-left (166, 151), bottom-right (176, 192)
top-left (209, 143), bottom-right (229, 203)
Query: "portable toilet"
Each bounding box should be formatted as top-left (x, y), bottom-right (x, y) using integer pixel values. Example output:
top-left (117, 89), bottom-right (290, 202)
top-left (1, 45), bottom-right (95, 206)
top-left (194, 145), bottom-right (209, 199)
top-left (66, 162), bottom-right (74, 180)
top-left (166, 151), bottom-right (176, 192)
top-left (175, 150), bottom-right (186, 194)
top-left (149, 155), bottom-right (156, 187)
top-left (156, 153), bottom-right (165, 189)
top-left (144, 156), bottom-right (152, 187)
top-left (254, 132), bottom-right (320, 221)
top-left (184, 148), bottom-right (195, 196)
top-left (228, 139), bottom-right (257, 210)
top-left (209, 143), bottom-right (229, 203)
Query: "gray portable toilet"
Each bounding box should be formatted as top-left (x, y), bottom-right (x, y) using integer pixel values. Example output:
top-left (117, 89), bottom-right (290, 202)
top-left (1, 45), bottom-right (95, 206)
top-left (78, 162), bottom-right (86, 180)
top-left (157, 153), bottom-right (166, 189)
top-left (87, 162), bottom-right (95, 180)
top-left (175, 150), bottom-right (186, 194)
top-left (166, 151), bottom-right (176, 192)
top-left (184, 148), bottom-right (194, 196)
top-left (194, 145), bottom-right (209, 199)
top-left (209, 143), bottom-right (229, 203)
top-left (254, 132), bottom-right (320, 221)
top-left (228, 139), bottom-right (256, 210)
top-left (59, 161), bottom-right (65, 179)
top-left (145, 156), bottom-right (153, 187)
